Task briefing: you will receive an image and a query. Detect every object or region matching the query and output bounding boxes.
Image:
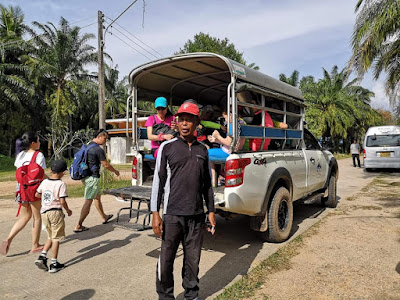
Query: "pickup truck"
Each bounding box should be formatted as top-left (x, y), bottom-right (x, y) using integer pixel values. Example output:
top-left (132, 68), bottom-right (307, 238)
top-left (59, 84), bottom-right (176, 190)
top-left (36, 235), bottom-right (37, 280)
top-left (109, 52), bottom-right (339, 243)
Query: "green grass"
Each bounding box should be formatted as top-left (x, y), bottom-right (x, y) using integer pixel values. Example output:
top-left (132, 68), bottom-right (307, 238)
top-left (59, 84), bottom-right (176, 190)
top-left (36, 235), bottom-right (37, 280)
top-left (334, 153), bottom-right (351, 160)
top-left (0, 171), bottom-right (16, 182)
top-left (67, 179), bottom-right (132, 198)
top-left (0, 155), bottom-right (15, 172)
top-left (113, 164), bottom-right (132, 171)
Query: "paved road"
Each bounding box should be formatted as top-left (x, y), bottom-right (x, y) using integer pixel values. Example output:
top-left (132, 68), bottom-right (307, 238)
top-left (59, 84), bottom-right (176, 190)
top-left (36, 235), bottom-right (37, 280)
top-left (0, 158), bottom-right (377, 299)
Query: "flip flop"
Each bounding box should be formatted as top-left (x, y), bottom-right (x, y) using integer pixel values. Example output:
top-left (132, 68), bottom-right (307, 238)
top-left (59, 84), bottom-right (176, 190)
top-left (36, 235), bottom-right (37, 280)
top-left (29, 246), bottom-right (44, 254)
top-left (73, 226), bottom-right (89, 233)
top-left (102, 214), bottom-right (113, 224)
top-left (0, 240), bottom-right (9, 256)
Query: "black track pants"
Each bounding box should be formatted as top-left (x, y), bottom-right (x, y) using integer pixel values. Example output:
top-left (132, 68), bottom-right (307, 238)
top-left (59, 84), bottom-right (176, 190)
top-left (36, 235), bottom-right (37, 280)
top-left (156, 214), bottom-right (205, 300)
top-left (352, 154), bottom-right (361, 167)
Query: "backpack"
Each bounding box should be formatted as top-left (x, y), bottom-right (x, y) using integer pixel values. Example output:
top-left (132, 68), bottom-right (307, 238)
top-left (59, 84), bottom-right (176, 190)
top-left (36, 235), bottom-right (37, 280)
top-left (69, 143), bottom-right (98, 180)
top-left (151, 115), bottom-right (178, 141)
top-left (15, 151), bottom-right (44, 203)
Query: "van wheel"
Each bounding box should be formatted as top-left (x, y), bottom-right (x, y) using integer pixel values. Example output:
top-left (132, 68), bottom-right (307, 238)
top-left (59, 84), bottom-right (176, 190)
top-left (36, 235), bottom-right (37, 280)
top-left (364, 168), bottom-right (372, 172)
top-left (259, 187), bottom-right (293, 243)
top-left (321, 175), bottom-right (337, 208)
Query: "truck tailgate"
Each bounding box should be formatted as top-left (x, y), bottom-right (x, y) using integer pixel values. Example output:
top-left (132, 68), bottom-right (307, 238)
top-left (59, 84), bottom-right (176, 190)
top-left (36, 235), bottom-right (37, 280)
top-left (103, 186), bottom-right (152, 201)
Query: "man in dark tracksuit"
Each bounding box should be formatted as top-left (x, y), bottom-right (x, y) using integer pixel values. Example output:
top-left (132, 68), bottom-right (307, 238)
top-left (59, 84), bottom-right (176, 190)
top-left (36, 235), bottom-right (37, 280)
top-left (151, 102), bottom-right (216, 300)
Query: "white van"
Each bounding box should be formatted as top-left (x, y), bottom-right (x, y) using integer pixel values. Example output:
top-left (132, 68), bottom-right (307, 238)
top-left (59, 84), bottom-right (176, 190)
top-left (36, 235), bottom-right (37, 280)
top-left (363, 125), bottom-right (400, 171)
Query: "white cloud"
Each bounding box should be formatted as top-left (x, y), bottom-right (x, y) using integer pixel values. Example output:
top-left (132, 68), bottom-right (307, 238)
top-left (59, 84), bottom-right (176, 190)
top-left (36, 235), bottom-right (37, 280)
top-left (370, 81), bottom-right (392, 111)
top-left (130, 0), bottom-right (355, 51)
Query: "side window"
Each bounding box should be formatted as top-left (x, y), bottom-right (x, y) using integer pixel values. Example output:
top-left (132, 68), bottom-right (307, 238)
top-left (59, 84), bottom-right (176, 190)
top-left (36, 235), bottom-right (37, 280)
top-left (284, 139), bottom-right (301, 150)
top-left (304, 130), bottom-right (320, 150)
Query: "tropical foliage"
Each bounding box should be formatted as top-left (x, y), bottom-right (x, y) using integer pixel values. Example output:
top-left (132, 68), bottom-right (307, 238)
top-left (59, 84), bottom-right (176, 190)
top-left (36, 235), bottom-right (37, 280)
top-left (0, 6), bottom-right (130, 157)
top-left (176, 32), bottom-right (260, 70)
top-left (350, 0), bottom-right (400, 111)
top-left (295, 66), bottom-right (382, 151)
top-left (279, 70), bottom-right (299, 87)
top-left (0, 4), bottom-right (396, 157)
top-left (104, 65), bottom-right (129, 119)
top-left (0, 4), bottom-right (37, 155)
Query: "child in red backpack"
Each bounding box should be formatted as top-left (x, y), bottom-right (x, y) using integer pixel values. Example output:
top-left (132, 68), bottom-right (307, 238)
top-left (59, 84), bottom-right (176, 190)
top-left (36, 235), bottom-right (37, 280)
top-left (0, 132), bottom-right (46, 256)
top-left (34, 159), bottom-right (71, 273)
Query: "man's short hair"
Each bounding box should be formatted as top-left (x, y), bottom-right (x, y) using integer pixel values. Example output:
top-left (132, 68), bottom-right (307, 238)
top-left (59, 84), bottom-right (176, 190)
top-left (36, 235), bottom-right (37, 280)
top-left (94, 129), bottom-right (107, 139)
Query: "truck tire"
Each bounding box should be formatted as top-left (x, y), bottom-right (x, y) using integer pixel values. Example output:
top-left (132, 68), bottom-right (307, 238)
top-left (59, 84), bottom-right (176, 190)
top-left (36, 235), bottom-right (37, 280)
top-left (259, 187), bottom-right (293, 243)
top-left (321, 174), bottom-right (337, 208)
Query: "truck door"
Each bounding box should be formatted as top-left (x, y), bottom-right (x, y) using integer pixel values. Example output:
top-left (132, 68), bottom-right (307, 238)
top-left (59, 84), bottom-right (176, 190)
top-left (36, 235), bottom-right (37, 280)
top-left (303, 130), bottom-right (327, 192)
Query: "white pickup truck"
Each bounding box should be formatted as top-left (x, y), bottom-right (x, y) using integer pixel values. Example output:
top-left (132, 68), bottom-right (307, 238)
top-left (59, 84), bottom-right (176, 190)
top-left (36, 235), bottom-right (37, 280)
top-left (110, 53), bottom-right (339, 243)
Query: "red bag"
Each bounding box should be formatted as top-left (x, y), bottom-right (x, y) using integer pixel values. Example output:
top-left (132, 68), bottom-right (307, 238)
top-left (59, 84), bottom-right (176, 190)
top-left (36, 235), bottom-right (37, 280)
top-left (15, 151), bottom-right (44, 206)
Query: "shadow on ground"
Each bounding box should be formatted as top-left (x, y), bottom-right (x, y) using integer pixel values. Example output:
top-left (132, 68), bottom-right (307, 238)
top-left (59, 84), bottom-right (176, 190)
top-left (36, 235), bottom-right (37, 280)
top-left (60, 289), bottom-right (95, 300)
top-left (174, 199), bottom-right (328, 300)
top-left (65, 232), bottom-right (139, 267)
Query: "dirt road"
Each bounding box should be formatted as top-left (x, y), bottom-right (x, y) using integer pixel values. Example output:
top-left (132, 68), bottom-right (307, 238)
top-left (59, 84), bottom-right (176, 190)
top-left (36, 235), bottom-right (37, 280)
top-left (0, 158), bottom-right (397, 299)
top-left (249, 168), bottom-right (400, 299)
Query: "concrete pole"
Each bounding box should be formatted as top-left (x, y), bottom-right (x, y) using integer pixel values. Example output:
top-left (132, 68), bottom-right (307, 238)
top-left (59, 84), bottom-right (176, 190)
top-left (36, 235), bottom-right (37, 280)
top-left (98, 10), bottom-right (106, 130)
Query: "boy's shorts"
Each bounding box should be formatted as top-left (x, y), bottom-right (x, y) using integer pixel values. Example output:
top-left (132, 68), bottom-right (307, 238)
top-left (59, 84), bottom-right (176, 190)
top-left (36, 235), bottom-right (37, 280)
top-left (82, 176), bottom-right (101, 200)
top-left (42, 210), bottom-right (65, 240)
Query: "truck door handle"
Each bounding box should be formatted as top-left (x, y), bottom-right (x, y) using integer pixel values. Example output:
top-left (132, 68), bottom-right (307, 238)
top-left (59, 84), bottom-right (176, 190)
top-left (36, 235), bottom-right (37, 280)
top-left (310, 157), bottom-right (315, 163)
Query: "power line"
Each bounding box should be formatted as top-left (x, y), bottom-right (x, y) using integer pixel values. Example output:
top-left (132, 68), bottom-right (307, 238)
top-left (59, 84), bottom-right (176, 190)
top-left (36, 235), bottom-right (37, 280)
top-left (70, 16), bottom-right (96, 25)
top-left (80, 22), bottom-right (97, 30)
top-left (109, 31), bottom-right (152, 61)
top-left (105, 20), bottom-right (160, 60)
top-left (105, 0), bottom-right (139, 36)
top-left (105, 16), bottom-right (163, 58)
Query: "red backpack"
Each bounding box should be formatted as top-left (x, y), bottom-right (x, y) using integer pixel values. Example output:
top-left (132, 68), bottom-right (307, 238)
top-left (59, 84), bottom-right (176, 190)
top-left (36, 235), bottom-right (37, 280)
top-left (15, 151), bottom-right (44, 210)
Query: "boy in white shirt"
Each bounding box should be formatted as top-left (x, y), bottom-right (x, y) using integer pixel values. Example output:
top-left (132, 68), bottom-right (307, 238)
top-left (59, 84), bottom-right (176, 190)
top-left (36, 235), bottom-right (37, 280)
top-left (34, 160), bottom-right (72, 273)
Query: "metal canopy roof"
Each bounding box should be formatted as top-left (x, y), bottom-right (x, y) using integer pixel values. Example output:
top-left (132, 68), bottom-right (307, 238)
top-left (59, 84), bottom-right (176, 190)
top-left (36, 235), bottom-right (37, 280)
top-left (128, 52), bottom-right (304, 106)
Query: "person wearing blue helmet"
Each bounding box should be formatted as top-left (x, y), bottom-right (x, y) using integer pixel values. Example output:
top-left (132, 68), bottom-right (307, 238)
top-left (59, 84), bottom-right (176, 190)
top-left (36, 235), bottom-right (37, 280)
top-left (144, 97), bottom-right (176, 158)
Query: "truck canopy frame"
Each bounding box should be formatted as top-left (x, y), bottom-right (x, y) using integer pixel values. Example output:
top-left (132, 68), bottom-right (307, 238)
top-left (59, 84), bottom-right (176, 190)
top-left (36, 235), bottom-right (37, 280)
top-left (127, 52), bottom-right (305, 152)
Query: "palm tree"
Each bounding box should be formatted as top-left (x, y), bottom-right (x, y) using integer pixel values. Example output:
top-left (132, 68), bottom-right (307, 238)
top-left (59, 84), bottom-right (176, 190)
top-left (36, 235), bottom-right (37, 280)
top-left (27, 17), bottom-right (97, 119)
top-left (301, 66), bottom-right (380, 150)
top-left (24, 17), bottom-right (98, 158)
top-left (350, 0), bottom-right (400, 110)
top-left (279, 70), bottom-right (299, 87)
top-left (104, 65), bottom-right (129, 119)
top-left (0, 4), bottom-right (33, 106)
top-left (0, 5), bottom-right (38, 155)
top-left (0, 4), bottom-right (26, 41)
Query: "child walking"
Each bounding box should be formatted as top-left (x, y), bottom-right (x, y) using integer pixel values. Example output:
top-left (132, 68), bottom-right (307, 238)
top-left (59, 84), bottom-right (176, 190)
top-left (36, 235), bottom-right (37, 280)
top-left (34, 160), bottom-right (72, 273)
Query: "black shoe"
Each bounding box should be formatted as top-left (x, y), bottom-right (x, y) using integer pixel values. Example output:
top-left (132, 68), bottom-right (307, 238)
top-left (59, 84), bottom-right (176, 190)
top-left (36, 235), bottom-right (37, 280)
top-left (49, 261), bottom-right (65, 273)
top-left (35, 255), bottom-right (48, 271)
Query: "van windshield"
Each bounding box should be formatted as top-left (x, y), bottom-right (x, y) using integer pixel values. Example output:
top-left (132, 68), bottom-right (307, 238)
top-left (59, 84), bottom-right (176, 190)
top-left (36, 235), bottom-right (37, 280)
top-left (366, 134), bottom-right (400, 147)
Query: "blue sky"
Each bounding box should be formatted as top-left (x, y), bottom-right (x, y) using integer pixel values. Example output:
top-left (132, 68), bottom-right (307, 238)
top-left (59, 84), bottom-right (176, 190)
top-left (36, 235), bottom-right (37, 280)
top-left (4, 0), bottom-right (391, 110)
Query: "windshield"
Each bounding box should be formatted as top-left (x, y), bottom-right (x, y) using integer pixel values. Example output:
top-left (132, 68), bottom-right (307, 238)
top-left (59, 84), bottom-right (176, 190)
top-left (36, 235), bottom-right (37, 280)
top-left (366, 134), bottom-right (400, 147)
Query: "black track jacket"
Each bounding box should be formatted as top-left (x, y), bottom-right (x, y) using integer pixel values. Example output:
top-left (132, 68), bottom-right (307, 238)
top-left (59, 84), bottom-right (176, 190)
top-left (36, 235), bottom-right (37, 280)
top-left (150, 136), bottom-right (215, 216)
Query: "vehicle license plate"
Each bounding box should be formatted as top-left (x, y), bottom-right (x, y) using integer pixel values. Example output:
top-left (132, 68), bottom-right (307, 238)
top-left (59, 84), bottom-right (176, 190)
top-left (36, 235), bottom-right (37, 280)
top-left (380, 152), bottom-right (391, 157)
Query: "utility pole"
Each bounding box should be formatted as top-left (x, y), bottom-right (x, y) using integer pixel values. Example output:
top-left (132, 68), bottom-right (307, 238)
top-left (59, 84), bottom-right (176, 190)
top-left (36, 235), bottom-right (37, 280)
top-left (98, 10), bottom-right (106, 130)
top-left (98, 2), bottom-right (138, 131)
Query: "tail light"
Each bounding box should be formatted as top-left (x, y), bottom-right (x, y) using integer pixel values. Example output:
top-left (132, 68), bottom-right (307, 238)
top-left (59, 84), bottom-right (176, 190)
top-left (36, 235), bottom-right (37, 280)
top-left (363, 149), bottom-right (366, 159)
top-left (132, 157), bottom-right (137, 179)
top-left (225, 158), bottom-right (251, 187)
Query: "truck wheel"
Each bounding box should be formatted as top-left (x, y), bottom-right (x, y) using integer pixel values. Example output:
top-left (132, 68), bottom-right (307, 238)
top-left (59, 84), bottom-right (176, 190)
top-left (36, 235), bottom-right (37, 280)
top-left (259, 187), bottom-right (293, 243)
top-left (321, 174), bottom-right (337, 208)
